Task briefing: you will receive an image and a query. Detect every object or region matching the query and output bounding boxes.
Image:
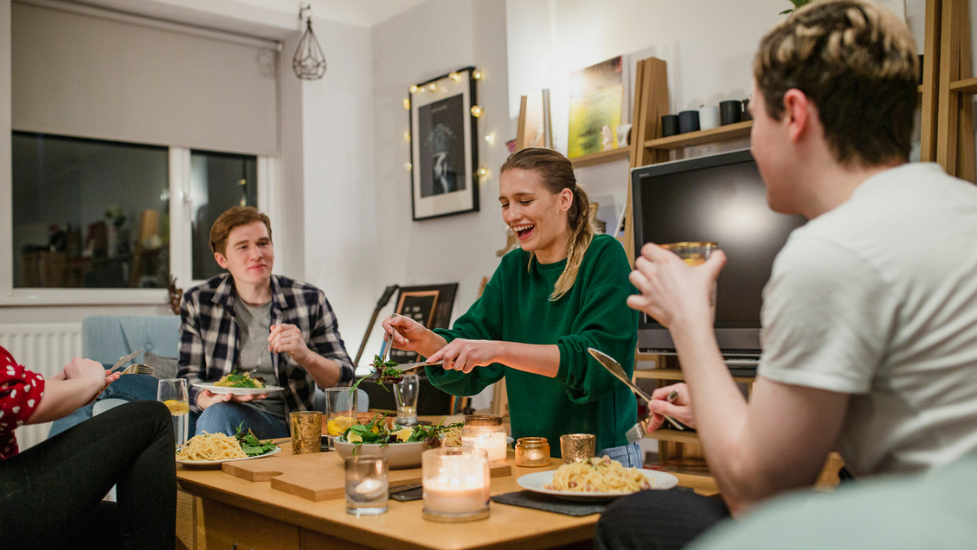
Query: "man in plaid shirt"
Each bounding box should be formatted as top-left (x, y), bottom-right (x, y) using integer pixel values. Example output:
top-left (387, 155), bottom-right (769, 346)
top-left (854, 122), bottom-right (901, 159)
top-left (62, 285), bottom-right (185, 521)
top-left (178, 207), bottom-right (355, 438)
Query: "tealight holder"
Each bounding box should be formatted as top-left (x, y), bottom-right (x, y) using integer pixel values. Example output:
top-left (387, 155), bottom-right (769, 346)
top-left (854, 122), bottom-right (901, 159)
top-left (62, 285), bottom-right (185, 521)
top-left (461, 414), bottom-right (507, 462)
top-left (559, 433), bottom-right (596, 463)
top-left (422, 447), bottom-right (490, 522)
top-left (514, 437), bottom-right (550, 467)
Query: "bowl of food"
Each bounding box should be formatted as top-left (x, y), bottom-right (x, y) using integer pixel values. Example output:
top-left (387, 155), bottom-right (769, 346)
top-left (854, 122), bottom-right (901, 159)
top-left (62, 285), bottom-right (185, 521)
top-left (333, 439), bottom-right (430, 469)
top-left (331, 413), bottom-right (462, 469)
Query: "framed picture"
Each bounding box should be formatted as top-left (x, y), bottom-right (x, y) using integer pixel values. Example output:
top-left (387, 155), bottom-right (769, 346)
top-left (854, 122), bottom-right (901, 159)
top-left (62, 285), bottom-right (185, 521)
top-left (567, 55), bottom-right (629, 158)
top-left (409, 67), bottom-right (479, 220)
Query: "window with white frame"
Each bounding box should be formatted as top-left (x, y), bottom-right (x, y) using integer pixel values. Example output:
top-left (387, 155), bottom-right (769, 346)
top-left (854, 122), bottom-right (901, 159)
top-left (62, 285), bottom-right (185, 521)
top-left (10, 134), bottom-right (259, 289)
top-left (7, 1), bottom-right (280, 297)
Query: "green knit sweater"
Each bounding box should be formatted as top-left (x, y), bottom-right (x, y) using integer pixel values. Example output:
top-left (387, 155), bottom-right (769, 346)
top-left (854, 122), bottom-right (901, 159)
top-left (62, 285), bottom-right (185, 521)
top-left (428, 234), bottom-right (638, 456)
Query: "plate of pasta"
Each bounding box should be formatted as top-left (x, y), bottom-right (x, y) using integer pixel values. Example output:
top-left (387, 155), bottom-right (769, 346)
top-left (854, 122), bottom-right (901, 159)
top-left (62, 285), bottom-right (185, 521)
top-left (175, 430), bottom-right (281, 467)
top-left (517, 456), bottom-right (677, 501)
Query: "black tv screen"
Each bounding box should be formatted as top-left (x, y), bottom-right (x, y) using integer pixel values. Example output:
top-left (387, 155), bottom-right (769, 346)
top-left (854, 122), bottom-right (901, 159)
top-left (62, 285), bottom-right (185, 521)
top-left (631, 149), bottom-right (807, 355)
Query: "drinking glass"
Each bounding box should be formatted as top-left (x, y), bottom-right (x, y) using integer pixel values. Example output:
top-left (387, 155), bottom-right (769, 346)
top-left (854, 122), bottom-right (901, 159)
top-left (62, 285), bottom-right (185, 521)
top-left (157, 378), bottom-right (189, 447)
top-left (325, 387), bottom-right (358, 450)
top-left (559, 433), bottom-right (596, 463)
top-left (393, 373), bottom-right (420, 426)
top-left (289, 411), bottom-right (322, 455)
top-left (345, 456), bottom-right (389, 515)
top-left (660, 241), bottom-right (719, 321)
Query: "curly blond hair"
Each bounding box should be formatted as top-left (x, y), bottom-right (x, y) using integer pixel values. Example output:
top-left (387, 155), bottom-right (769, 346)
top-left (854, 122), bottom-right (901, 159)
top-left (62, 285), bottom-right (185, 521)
top-left (753, 0), bottom-right (918, 166)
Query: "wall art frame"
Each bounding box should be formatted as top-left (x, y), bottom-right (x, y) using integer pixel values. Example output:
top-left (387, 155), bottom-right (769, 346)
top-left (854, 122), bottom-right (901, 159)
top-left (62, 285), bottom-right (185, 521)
top-left (409, 67), bottom-right (479, 220)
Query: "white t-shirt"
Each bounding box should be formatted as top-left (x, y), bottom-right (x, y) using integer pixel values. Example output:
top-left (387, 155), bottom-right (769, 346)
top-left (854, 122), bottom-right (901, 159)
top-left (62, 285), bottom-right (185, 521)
top-left (758, 163), bottom-right (977, 477)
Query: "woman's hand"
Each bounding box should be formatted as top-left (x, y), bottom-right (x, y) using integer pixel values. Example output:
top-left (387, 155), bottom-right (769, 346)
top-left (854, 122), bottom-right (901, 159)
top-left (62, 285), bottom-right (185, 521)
top-left (381, 314), bottom-right (446, 359)
top-left (645, 383), bottom-right (697, 431)
top-left (627, 243), bottom-right (726, 331)
top-left (426, 339), bottom-right (503, 374)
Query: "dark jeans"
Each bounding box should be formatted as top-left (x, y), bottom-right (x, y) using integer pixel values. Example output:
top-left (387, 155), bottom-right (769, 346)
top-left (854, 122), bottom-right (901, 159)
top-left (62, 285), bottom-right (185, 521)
top-left (595, 488), bottom-right (731, 550)
top-left (0, 400), bottom-right (176, 550)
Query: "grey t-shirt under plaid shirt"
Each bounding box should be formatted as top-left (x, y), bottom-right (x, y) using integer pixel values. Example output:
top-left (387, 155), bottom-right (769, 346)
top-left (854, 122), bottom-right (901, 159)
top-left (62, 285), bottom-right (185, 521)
top-left (234, 298), bottom-right (285, 421)
top-left (178, 274), bottom-right (355, 416)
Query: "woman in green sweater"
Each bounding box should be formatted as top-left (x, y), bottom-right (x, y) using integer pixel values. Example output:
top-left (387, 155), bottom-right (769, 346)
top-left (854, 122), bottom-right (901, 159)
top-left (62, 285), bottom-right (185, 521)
top-left (383, 147), bottom-right (639, 465)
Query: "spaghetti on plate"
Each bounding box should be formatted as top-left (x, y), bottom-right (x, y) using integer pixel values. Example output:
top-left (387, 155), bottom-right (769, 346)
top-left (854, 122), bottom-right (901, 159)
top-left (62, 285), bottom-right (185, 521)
top-left (176, 433), bottom-right (247, 461)
top-left (546, 456), bottom-right (652, 492)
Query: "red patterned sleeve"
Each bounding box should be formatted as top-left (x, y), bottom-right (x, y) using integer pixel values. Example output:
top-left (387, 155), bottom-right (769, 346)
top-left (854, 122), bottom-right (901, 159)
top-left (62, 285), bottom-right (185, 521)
top-left (0, 346), bottom-right (46, 459)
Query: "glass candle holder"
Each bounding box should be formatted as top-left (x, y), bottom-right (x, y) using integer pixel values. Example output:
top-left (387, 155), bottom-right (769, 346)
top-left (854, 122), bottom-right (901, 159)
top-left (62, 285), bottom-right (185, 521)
top-left (345, 456), bottom-right (388, 516)
top-left (461, 414), bottom-right (507, 462)
top-left (514, 437), bottom-right (550, 467)
top-left (422, 447), bottom-right (490, 522)
top-left (559, 433), bottom-right (596, 463)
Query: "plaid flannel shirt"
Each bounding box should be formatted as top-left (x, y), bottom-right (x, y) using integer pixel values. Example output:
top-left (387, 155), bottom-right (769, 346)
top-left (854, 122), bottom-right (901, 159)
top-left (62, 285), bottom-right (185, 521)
top-left (178, 274), bottom-right (354, 415)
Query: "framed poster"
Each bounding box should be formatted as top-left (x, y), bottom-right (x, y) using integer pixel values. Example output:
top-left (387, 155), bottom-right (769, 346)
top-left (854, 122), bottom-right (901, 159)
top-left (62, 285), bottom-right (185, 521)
top-left (567, 56), bottom-right (628, 158)
top-left (409, 67), bottom-right (479, 220)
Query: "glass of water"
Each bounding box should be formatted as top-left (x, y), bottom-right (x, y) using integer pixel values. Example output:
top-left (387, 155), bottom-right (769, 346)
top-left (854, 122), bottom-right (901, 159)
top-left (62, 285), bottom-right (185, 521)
top-left (393, 372), bottom-right (420, 426)
top-left (345, 456), bottom-right (388, 515)
top-left (157, 378), bottom-right (189, 447)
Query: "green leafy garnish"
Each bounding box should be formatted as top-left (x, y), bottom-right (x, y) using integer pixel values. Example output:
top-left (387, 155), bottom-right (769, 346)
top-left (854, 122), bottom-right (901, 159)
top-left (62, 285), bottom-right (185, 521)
top-left (349, 355), bottom-right (404, 394)
top-left (234, 422), bottom-right (277, 457)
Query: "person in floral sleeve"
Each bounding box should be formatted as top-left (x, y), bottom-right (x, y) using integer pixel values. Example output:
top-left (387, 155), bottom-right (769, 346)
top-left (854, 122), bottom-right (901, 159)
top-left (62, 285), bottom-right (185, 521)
top-left (0, 346), bottom-right (176, 550)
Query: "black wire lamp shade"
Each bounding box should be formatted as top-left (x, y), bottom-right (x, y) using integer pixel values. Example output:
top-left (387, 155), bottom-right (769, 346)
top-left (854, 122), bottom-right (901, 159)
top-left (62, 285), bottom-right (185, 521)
top-left (293, 9), bottom-right (326, 80)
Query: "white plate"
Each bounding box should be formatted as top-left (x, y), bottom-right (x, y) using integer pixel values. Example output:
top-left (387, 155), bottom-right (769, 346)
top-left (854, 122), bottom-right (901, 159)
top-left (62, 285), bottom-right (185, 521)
top-left (176, 445), bottom-right (281, 468)
top-left (516, 468), bottom-right (677, 501)
top-left (192, 382), bottom-right (284, 396)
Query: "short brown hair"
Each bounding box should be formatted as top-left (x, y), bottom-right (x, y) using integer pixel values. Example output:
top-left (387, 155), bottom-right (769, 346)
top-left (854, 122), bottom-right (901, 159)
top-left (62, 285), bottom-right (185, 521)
top-left (209, 206), bottom-right (272, 255)
top-left (500, 147), bottom-right (595, 301)
top-left (753, 0), bottom-right (918, 166)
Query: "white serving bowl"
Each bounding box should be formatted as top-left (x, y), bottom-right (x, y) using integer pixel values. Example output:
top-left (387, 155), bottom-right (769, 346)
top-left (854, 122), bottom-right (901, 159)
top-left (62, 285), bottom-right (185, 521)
top-left (333, 439), bottom-right (431, 469)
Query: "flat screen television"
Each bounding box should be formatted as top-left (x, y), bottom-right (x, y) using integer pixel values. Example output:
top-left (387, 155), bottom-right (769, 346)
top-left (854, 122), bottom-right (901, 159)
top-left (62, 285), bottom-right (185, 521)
top-left (631, 149), bottom-right (807, 357)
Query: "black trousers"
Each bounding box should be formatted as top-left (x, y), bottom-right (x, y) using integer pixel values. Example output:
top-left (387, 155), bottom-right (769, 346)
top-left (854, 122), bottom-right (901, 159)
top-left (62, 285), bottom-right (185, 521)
top-left (0, 400), bottom-right (176, 550)
top-left (595, 488), bottom-right (731, 550)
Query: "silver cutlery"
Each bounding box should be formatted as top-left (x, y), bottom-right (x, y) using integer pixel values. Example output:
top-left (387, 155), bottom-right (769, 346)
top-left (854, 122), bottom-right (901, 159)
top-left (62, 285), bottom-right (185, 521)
top-left (588, 348), bottom-right (685, 432)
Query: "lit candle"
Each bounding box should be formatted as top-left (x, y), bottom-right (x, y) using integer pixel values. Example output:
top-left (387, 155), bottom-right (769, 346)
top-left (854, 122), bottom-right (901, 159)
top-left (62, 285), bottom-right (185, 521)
top-left (461, 432), bottom-right (507, 462)
top-left (422, 448), bottom-right (491, 522)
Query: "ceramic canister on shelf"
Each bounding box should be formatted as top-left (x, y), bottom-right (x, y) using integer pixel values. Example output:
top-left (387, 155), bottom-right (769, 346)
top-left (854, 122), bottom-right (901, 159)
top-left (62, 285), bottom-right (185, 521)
top-left (678, 110), bottom-right (700, 134)
top-left (661, 114), bottom-right (680, 137)
top-left (719, 100), bottom-right (742, 125)
top-left (698, 106), bottom-right (720, 131)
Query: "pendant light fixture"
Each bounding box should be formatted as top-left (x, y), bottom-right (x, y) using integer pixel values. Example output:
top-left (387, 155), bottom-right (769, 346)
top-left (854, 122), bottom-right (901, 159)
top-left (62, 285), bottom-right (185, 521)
top-left (292, 4), bottom-right (326, 80)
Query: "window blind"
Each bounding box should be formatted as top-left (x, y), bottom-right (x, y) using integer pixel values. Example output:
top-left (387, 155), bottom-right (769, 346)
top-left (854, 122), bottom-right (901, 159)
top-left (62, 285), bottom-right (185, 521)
top-left (12, 1), bottom-right (280, 156)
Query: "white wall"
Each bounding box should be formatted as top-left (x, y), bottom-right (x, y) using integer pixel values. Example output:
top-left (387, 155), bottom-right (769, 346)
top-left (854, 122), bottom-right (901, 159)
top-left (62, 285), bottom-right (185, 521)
top-left (299, 17), bottom-right (379, 363)
top-left (362, 0), bottom-right (511, 361)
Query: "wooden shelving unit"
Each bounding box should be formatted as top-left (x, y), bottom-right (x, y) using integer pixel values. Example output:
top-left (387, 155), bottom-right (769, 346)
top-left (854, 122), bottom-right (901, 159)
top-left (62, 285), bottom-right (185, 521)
top-left (569, 147), bottom-right (630, 168)
top-left (642, 120), bottom-right (752, 151)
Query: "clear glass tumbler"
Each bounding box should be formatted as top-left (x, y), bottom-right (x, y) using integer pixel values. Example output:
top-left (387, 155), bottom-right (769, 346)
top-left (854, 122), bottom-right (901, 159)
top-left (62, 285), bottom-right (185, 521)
top-left (345, 456), bottom-right (389, 515)
top-left (393, 373), bottom-right (420, 426)
top-left (157, 378), bottom-right (189, 448)
top-left (325, 387), bottom-right (358, 450)
top-left (660, 241), bottom-right (719, 321)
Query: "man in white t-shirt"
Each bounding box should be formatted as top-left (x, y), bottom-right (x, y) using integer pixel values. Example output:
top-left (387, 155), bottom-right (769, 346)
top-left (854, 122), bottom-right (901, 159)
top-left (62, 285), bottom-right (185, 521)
top-left (596, 2), bottom-right (977, 549)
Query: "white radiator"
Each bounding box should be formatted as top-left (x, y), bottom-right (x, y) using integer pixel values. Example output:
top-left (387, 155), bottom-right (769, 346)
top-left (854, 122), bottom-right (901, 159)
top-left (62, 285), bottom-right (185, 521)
top-left (0, 323), bottom-right (83, 451)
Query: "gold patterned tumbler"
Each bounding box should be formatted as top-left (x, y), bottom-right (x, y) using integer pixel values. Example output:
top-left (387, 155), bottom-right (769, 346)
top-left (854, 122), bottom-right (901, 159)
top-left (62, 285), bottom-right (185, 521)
top-left (559, 433), bottom-right (596, 463)
top-left (290, 411), bottom-right (323, 454)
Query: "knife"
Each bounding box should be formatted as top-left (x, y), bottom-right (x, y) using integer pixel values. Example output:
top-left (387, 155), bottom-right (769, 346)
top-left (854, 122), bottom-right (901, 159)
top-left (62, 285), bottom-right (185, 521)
top-left (588, 348), bottom-right (685, 432)
top-left (110, 349), bottom-right (145, 372)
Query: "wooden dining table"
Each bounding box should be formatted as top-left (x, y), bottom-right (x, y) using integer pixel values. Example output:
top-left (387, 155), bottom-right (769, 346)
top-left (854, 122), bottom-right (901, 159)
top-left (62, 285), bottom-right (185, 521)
top-left (176, 436), bottom-right (599, 550)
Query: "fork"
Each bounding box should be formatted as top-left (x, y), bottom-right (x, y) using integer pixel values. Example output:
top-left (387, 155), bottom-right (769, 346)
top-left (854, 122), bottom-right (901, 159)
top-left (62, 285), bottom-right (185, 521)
top-left (118, 363), bottom-right (155, 376)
